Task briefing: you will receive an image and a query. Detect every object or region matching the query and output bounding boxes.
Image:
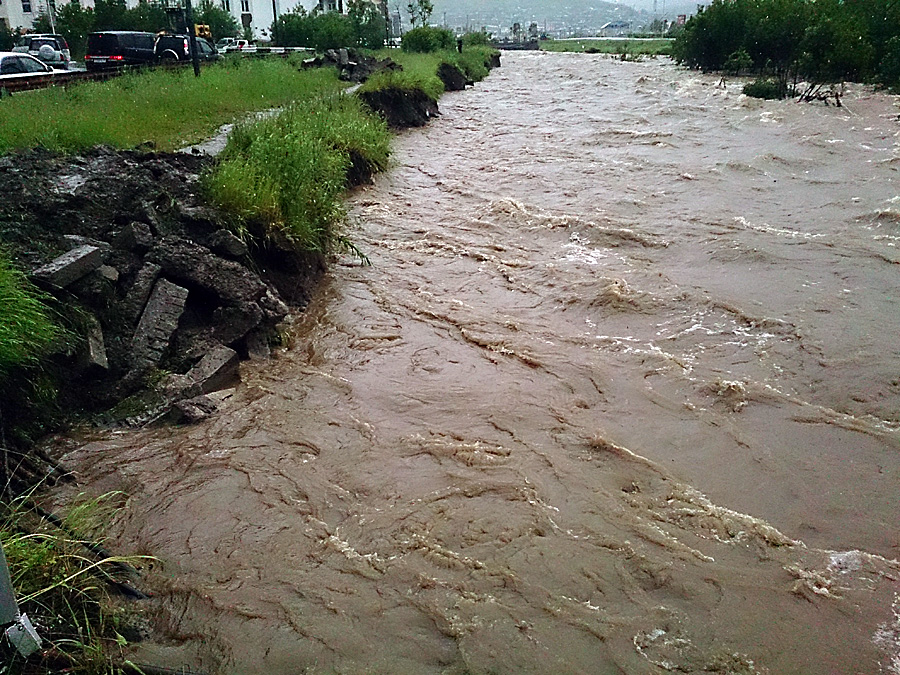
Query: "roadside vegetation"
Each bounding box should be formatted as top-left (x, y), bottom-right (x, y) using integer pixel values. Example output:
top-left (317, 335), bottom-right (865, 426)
top-left (275, 0), bottom-right (386, 51)
top-left (672, 0), bottom-right (900, 95)
top-left (0, 58), bottom-right (341, 154)
top-left (540, 38), bottom-right (673, 57)
top-left (0, 491), bottom-right (151, 674)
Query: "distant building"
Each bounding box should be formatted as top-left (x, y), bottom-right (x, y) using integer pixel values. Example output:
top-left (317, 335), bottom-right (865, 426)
top-left (2, 0), bottom-right (386, 44)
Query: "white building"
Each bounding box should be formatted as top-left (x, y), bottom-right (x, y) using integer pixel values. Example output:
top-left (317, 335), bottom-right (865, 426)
top-left (2, 0), bottom-right (382, 43)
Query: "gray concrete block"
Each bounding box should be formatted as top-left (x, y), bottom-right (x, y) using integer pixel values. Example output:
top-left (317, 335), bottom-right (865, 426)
top-left (32, 245), bottom-right (103, 288)
top-left (185, 345), bottom-right (239, 396)
top-left (132, 278), bottom-right (189, 371)
top-left (83, 317), bottom-right (109, 370)
top-left (123, 262), bottom-right (162, 324)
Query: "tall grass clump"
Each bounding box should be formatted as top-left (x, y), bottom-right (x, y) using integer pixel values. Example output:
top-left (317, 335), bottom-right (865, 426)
top-left (362, 50), bottom-right (446, 101)
top-left (1, 491), bottom-right (151, 673)
top-left (205, 94), bottom-right (390, 251)
top-left (0, 59), bottom-right (343, 155)
top-left (0, 253), bottom-right (60, 378)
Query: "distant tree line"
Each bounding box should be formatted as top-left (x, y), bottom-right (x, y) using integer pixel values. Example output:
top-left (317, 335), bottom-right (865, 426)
top-left (3, 0), bottom-right (238, 59)
top-left (672, 0), bottom-right (900, 92)
top-left (275, 0), bottom-right (386, 51)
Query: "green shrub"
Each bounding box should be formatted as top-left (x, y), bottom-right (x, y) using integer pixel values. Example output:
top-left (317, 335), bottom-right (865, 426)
top-left (724, 48), bottom-right (754, 75)
top-left (402, 26), bottom-right (455, 53)
top-left (462, 31), bottom-right (492, 46)
top-left (0, 253), bottom-right (60, 379)
top-left (743, 77), bottom-right (791, 99)
top-left (878, 36), bottom-right (900, 91)
top-left (205, 94), bottom-right (390, 251)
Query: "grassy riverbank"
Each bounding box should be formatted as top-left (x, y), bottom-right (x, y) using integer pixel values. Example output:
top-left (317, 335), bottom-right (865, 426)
top-left (0, 58), bottom-right (343, 155)
top-left (541, 38), bottom-right (673, 56)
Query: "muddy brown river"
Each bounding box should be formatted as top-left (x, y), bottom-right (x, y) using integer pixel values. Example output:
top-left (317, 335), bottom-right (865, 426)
top-left (52, 53), bottom-right (900, 673)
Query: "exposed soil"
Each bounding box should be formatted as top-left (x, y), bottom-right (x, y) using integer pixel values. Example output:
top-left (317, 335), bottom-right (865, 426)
top-left (0, 147), bottom-right (324, 470)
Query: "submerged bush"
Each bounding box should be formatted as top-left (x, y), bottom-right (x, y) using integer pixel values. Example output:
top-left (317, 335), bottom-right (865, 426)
top-left (743, 77), bottom-right (792, 99)
top-left (205, 95), bottom-right (390, 251)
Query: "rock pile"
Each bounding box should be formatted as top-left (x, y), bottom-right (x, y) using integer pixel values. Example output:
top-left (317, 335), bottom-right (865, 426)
top-left (302, 48), bottom-right (401, 83)
top-left (0, 147), bottom-right (324, 423)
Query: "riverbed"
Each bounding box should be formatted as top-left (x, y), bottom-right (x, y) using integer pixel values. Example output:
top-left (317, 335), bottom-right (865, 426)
top-left (53, 52), bottom-right (900, 673)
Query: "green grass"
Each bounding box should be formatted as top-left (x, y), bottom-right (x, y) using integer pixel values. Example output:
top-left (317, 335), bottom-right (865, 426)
top-left (1, 491), bottom-right (151, 673)
top-left (540, 38), bottom-right (673, 56)
top-left (0, 58), bottom-right (345, 155)
top-left (0, 252), bottom-right (61, 379)
top-left (362, 47), bottom-right (499, 102)
top-left (364, 49), bottom-right (447, 101)
top-left (204, 93), bottom-right (391, 251)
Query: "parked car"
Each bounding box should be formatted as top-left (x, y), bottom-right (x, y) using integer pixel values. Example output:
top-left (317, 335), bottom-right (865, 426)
top-left (84, 31), bottom-right (156, 71)
top-left (155, 35), bottom-right (220, 63)
top-left (0, 51), bottom-right (62, 84)
top-left (12, 34), bottom-right (71, 70)
top-left (220, 39), bottom-right (253, 53)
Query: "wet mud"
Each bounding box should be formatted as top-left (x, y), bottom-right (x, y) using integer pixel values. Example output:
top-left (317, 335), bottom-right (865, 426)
top-left (50, 53), bottom-right (900, 673)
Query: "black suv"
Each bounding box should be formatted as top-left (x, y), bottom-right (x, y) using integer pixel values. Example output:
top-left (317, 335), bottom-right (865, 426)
top-left (85, 31), bottom-right (156, 71)
top-left (155, 35), bottom-right (219, 64)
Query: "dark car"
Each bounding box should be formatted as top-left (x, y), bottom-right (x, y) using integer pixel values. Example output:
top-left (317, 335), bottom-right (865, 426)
top-left (155, 35), bottom-right (219, 64)
top-left (84, 31), bottom-right (156, 71)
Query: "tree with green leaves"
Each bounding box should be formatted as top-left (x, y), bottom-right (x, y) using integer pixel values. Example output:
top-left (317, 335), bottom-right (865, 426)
top-left (195, 0), bottom-right (240, 40)
top-left (92, 0), bottom-right (127, 31)
top-left (406, 0), bottom-right (433, 28)
top-left (47, 1), bottom-right (95, 59)
top-left (348, 0), bottom-right (386, 49)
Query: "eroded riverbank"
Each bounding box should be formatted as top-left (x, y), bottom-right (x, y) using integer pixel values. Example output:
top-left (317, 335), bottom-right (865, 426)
top-left (49, 52), bottom-right (900, 673)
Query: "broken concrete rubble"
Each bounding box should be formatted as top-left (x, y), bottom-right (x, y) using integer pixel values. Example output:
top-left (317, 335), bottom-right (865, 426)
top-left (32, 245), bottom-right (103, 288)
top-left (132, 278), bottom-right (190, 371)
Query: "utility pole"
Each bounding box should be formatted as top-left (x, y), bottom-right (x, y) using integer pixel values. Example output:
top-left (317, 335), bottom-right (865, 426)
top-left (184, 0), bottom-right (201, 77)
top-left (271, 0), bottom-right (278, 45)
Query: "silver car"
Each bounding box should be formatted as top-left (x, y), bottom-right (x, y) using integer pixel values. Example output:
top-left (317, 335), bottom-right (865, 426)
top-left (12, 34), bottom-right (71, 70)
top-left (0, 51), bottom-right (61, 83)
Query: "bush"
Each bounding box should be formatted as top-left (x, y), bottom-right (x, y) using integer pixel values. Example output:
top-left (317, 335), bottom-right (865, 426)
top-left (878, 36), bottom-right (900, 91)
top-left (462, 30), bottom-right (492, 46)
top-left (743, 77), bottom-right (791, 99)
top-left (0, 22), bottom-right (16, 51)
top-left (401, 26), bottom-right (455, 53)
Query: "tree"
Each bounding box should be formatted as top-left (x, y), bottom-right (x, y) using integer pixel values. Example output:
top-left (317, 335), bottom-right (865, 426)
top-left (120, 3), bottom-right (168, 32)
top-left (195, 0), bottom-right (240, 40)
top-left (406, 0), bottom-right (433, 28)
top-left (348, 0), bottom-right (386, 49)
top-left (0, 23), bottom-right (16, 51)
top-left (52, 0), bottom-right (95, 59)
top-left (93, 0), bottom-right (127, 31)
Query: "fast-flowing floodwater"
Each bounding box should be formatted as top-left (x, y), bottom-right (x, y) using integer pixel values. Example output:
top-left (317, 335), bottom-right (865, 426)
top-left (52, 53), bottom-right (900, 673)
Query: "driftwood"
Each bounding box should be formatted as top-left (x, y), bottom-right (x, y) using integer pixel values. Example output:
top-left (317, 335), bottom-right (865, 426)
top-left (797, 82), bottom-right (843, 107)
